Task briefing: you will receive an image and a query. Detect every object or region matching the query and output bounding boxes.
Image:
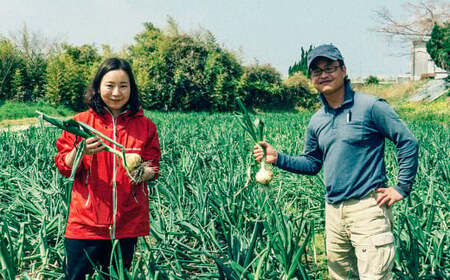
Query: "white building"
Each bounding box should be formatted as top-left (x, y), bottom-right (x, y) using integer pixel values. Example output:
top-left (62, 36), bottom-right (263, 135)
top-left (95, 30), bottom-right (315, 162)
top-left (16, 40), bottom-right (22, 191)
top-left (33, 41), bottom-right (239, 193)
top-left (411, 40), bottom-right (448, 80)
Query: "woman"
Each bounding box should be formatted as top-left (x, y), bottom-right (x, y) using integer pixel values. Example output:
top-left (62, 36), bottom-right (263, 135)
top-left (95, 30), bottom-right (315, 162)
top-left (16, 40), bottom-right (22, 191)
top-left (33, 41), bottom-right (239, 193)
top-left (54, 58), bottom-right (161, 279)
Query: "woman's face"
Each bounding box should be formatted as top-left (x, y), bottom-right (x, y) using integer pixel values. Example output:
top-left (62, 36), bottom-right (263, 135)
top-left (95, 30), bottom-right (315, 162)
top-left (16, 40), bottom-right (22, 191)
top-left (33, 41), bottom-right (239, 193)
top-left (99, 69), bottom-right (131, 117)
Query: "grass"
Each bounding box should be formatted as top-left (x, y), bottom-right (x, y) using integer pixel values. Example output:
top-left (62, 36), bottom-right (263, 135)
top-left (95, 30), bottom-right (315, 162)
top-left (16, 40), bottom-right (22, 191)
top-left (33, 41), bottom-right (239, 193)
top-left (396, 96), bottom-right (449, 124)
top-left (2, 80), bottom-right (448, 128)
top-left (354, 80), bottom-right (449, 124)
top-left (0, 100), bottom-right (75, 127)
top-left (353, 80), bottom-right (428, 105)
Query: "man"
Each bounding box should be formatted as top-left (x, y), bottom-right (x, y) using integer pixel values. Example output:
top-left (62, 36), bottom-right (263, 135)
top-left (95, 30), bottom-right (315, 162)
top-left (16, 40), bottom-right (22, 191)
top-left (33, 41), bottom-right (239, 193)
top-left (253, 44), bottom-right (419, 279)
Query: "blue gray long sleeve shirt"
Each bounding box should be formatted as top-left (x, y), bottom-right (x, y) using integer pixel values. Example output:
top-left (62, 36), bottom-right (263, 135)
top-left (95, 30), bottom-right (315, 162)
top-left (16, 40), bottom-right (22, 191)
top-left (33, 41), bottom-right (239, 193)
top-left (276, 82), bottom-right (419, 204)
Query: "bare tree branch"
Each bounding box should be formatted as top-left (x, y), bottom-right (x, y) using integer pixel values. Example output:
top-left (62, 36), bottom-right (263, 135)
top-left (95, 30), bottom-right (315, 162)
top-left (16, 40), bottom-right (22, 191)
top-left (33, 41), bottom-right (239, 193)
top-left (372, 0), bottom-right (450, 42)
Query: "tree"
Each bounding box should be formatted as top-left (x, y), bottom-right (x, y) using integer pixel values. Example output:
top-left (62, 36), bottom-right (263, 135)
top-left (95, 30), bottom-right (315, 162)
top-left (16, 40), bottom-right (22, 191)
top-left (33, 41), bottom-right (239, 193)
top-left (204, 47), bottom-right (243, 111)
top-left (0, 39), bottom-right (21, 100)
top-left (373, 0), bottom-right (450, 42)
top-left (45, 53), bottom-right (86, 109)
top-left (426, 22), bottom-right (450, 72)
top-left (45, 44), bottom-right (100, 110)
top-left (11, 68), bottom-right (26, 101)
top-left (63, 43), bottom-right (101, 79)
top-left (288, 45), bottom-right (313, 77)
top-left (9, 25), bottom-right (50, 101)
top-left (129, 21), bottom-right (243, 111)
top-left (238, 64), bottom-right (283, 109)
top-left (128, 22), bottom-right (166, 109)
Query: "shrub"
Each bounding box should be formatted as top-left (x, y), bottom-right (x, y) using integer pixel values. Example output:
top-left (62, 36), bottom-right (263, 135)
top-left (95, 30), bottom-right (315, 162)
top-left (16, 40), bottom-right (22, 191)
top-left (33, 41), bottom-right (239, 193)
top-left (283, 72), bottom-right (319, 110)
top-left (365, 75), bottom-right (380, 85)
top-left (129, 22), bottom-right (243, 111)
top-left (238, 64), bottom-right (283, 109)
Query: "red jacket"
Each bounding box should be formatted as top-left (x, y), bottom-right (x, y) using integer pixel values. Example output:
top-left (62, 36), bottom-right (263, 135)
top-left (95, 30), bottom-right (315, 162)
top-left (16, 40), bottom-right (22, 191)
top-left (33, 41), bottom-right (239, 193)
top-left (55, 108), bottom-right (161, 239)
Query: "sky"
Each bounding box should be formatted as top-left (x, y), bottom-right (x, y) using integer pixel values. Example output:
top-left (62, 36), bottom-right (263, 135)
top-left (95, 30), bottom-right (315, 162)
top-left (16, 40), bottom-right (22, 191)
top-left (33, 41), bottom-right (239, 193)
top-left (0, 0), bottom-right (415, 79)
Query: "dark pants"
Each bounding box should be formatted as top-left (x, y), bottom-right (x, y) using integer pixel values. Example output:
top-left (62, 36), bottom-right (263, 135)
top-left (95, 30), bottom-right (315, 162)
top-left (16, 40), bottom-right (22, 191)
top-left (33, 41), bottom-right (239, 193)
top-left (64, 238), bottom-right (137, 280)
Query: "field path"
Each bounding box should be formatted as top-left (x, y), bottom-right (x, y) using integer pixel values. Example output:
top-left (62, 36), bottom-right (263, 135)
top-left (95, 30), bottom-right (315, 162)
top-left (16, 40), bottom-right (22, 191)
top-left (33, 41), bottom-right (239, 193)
top-left (0, 118), bottom-right (50, 132)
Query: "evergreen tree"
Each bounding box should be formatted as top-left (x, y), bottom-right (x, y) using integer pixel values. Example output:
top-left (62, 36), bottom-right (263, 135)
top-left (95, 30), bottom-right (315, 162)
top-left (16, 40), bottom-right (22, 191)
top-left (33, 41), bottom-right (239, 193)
top-left (426, 22), bottom-right (450, 73)
top-left (288, 45), bottom-right (314, 77)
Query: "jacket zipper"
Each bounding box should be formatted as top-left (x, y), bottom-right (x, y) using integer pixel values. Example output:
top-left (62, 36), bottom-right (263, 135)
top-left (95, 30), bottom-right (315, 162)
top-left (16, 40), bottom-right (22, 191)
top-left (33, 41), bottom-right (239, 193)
top-left (85, 172), bottom-right (90, 207)
top-left (108, 109), bottom-right (128, 239)
top-left (111, 115), bottom-right (117, 239)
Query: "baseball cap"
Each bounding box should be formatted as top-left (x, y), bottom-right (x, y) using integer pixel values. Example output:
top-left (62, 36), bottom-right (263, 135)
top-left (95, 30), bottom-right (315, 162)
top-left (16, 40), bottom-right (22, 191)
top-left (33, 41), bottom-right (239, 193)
top-left (307, 44), bottom-right (344, 70)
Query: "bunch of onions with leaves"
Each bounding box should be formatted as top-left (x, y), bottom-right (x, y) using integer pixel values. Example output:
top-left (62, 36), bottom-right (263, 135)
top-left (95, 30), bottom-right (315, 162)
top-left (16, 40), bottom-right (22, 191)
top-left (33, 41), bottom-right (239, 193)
top-left (236, 98), bottom-right (273, 186)
top-left (36, 111), bottom-right (150, 184)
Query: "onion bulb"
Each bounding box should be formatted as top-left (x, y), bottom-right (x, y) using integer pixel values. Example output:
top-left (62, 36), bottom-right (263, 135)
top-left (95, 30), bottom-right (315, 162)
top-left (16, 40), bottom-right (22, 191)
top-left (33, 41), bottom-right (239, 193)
top-left (255, 161), bottom-right (273, 185)
top-left (110, 150), bottom-right (142, 172)
top-left (124, 153), bottom-right (142, 171)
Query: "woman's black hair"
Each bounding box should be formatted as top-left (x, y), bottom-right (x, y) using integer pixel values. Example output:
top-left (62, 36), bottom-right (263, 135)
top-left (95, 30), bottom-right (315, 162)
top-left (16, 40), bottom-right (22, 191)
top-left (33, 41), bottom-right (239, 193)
top-left (84, 58), bottom-right (141, 116)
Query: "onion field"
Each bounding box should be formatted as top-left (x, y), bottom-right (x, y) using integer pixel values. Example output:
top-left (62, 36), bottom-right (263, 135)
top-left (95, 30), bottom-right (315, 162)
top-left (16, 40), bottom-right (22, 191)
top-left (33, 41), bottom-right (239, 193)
top-left (0, 111), bottom-right (448, 279)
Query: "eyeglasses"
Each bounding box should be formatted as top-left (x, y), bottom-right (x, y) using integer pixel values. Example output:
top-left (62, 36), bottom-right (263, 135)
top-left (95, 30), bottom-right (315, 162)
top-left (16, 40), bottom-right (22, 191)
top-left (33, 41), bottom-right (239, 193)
top-left (310, 65), bottom-right (341, 78)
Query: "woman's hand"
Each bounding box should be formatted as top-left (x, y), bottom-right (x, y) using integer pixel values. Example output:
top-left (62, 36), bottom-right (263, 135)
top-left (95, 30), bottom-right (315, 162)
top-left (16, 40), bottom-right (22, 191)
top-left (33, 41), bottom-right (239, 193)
top-left (130, 163), bottom-right (159, 184)
top-left (64, 137), bottom-right (105, 168)
top-left (253, 141), bottom-right (278, 164)
top-left (84, 137), bottom-right (105, 155)
top-left (142, 165), bottom-right (159, 181)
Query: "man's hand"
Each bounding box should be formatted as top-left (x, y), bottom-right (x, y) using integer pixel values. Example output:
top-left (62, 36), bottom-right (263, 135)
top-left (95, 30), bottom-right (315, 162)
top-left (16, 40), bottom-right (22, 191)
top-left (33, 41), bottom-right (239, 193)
top-left (376, 187), bottom-right (404, 208)
top-left (253, 141), bottom-right (278, 164)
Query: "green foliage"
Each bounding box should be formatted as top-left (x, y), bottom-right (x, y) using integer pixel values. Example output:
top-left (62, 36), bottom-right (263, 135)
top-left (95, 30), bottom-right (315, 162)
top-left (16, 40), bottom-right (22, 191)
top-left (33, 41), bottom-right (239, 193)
top-left (283, 72), bottom-right (319, 110)
top-left (129, 22), bottom-right (243, 111)
top-left (0, 28), bottom-right (48, 102)
top-left (63, 44), bottom-right (102, 79)
top-left (0, 39), bottom-right (23, 100)
top-left (45, 53), bottom-right (85, 109)
top-left (128, 23), bottom-right (165, 109)
top-left (45, 44), bottom-right (100, 110)
top-left (162, 35), bottom-right (210, 110)
top-left (11, 68), bottom-right (26, 101)
top-left (364, 75), bottom-right (380, 85)
top-left (426, 22), bottom-right (450, 72)
top-left (238, 64), bottom-right (283, 109)
top-left (204, 46), bottom-right (243, 111)
top-left (0, 100), bottom-right (74, 122)
top-left (238, 65), bottom-right (319, 111)
top-left (1, 21), bottom-right (318, 112)
top-left (288, 45), bottom-right (313, 77)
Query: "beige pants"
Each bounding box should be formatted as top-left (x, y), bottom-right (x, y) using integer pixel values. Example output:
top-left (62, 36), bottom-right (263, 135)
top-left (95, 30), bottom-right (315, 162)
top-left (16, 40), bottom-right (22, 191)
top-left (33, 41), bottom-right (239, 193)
top-left (325, 192), bottom-right (395, 280)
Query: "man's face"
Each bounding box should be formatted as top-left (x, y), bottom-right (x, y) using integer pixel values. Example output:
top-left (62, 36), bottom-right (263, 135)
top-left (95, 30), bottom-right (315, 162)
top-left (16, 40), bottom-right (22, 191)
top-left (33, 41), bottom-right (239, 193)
top-left (310, 58), bottom-right (346, 95)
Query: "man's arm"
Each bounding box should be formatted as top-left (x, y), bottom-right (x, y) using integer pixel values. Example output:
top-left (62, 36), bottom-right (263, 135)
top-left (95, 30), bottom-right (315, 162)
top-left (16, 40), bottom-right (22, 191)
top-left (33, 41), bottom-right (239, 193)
top-left (371, 99), bottom-right (419, 200)
top-left (275, 124), bottom-right (323, 175)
